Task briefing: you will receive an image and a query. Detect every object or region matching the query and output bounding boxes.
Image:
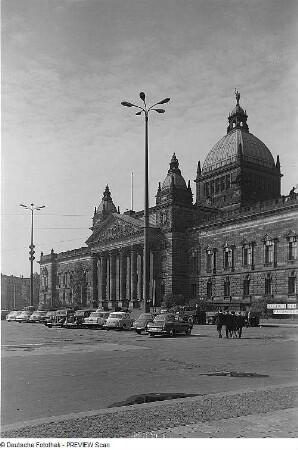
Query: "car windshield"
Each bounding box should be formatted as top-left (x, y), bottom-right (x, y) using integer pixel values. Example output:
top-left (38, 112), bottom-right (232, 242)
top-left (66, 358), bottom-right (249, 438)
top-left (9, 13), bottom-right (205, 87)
top-left (109, 313), bottom-right (125, 318)
top-left (89, 312), bottom-right (102, 318)
top-left (154, 314), bottom-right (175, 322)
top-left (138, 314), bottom-right (153, 319)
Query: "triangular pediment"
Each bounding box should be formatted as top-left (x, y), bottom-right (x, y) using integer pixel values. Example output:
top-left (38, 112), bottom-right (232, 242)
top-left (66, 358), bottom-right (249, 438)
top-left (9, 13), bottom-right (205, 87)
top-left (86, 213), bottom-right (144, 245)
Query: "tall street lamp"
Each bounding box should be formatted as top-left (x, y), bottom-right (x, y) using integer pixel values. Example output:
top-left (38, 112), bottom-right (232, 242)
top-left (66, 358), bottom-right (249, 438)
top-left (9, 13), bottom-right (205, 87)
top-left (20, 203), bottom-right (46, 307)
top-left (121, 92), bottom-right (170, 313)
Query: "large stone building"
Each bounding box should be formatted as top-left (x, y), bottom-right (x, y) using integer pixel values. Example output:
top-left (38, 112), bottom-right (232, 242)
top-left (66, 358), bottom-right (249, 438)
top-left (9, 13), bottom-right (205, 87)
top-left (38, 93), bottom-right (298, 313)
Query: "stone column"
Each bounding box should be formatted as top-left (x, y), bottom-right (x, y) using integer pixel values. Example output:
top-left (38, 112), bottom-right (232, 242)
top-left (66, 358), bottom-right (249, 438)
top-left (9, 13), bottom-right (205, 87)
top-left (110, 251), bottom-right (116, 302)
top-left (130, 247), bottom-right (137, 301)
top-left (91, 254), bottom-right (98, 308)
top-left (116, 252), bottom-right (120, 302)
top-left (150, 251), bottom-right (154, 305)
top-left (119, 250), bottom-right (126, 302)
top-left (137, 249), bottom-right (143, 301)
top-left (106, 254), bottom-right (110, 302)
top-left (98, 254), bottom-right (107, 302)
top-left (126, 254), bottom-right (131, 301)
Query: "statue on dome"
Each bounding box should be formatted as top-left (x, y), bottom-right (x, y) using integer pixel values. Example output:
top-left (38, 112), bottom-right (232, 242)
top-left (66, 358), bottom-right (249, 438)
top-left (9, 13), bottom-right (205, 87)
top-left (235, 89), bottom-right (240, 105)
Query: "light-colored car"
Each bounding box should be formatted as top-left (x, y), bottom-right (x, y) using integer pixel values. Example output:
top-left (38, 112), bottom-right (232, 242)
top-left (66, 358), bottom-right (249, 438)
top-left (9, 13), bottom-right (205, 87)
top-left (132, 313), bottom-right (156, 334)
top-left (104, 312), bottom-right (134, 330)
top-left (28, 311), bottom-right (47, 323)
top-left (6, 311), bottom-right (23, 322)
top-left (83, 311), bottom-right (111, 329)
top-left (15, 310), bottom-right (32, 323)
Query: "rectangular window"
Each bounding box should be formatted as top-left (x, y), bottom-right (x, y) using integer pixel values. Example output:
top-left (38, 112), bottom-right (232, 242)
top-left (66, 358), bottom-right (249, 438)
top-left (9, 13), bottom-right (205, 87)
top-left (206, 252), bottom-right (212, 272)
top-left (210, 180), bottom-right (215, 195)
top-left (220, 177), bottom-right (225, 191)
top-left (207, 281), bottom-right (212, 298)
top-left (289, 240), bottom-right (297, 260)
top-left (191, 284), bottom-right (196, 298)
top-left (243, 278), bottom-right (250, 296)
top-left (264, 240), bottom-right (275, 266)
top-left (213, 250), bottom-right (217, 274)
top-left (288, 275), bottom-right (296, 295)
top-left (215, 178), bottom-right (220, 194)
top-left (225, 174), bottom-right (231, 190)
top-left (224, 247), bottom-right (234, 270)
top-left (265, 277), bottom-right (272, 295)
top-left (224, 280), bottom-right (230, 297)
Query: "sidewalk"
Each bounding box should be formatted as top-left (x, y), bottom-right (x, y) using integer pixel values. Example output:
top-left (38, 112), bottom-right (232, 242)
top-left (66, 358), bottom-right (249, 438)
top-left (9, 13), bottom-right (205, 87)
top-left (134, 407), bottom-right (298, 438)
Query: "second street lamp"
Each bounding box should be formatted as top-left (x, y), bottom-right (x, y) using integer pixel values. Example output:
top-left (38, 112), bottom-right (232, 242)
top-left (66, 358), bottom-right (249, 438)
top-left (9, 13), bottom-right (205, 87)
top-left (121, 92), bottom-right (170, 313)
top-left (20, 203), bottom-right (46, 307)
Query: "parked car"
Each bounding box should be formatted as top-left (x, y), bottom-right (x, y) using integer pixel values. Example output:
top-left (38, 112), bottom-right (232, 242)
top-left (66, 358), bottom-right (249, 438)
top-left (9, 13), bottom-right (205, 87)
top-left (1, 310), bottom-right (10, 320)
top-left (15, 310), bottom-right (32, 323)
top-left (83, 310), bottom-right (111, 329)
top-left (45, 309), bottom-right (75, 328)
top-left (43, 310), bottom-right (57, 325)
top-left (28, 310), bottom-right (48, 323)
top-left (104, 312), bottom-right (134, 330)
top-left (132, 313), bottom-right (156, 334)
top-left (6, 310), bottom-right (22, 322)
top-left (64, 309), bottom-right (95, 328)
top-left (147, 313), bottom-right (193, 337)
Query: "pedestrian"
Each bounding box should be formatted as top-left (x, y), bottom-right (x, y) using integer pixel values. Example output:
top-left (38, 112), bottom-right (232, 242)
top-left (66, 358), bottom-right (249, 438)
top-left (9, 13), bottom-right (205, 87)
top-left (230, 311), bottom-right (237, 338)
top-left (215, 309), bottom-right (225, 338)
top-left (236, 311), bottom-right (245, 338)
top-left (247, 310), bottom-right (251, 327)
top-left (225, 310), bottom-right (232, 338)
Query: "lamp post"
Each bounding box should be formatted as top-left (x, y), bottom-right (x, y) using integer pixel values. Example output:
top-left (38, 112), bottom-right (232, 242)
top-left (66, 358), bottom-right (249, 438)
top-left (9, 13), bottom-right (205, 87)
top-left (121, 92), bottom-right (170, 313)
top-left (20, 203), bottom-right (46, 307)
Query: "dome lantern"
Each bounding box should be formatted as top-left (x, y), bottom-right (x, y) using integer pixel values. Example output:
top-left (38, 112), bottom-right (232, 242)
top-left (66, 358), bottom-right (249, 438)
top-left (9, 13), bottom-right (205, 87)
top-left (227, 90), bottom-right (249, 133)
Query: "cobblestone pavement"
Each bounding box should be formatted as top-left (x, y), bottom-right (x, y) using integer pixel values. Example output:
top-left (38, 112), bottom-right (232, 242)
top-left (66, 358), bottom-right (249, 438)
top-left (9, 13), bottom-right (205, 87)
top-left (134, 407), bottom-right (298, 438)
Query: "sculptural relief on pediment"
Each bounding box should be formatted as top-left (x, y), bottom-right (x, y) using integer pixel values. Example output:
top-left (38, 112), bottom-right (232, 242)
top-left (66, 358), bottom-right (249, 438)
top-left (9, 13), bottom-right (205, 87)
top-left (95, 219), bottom-right (142, 242)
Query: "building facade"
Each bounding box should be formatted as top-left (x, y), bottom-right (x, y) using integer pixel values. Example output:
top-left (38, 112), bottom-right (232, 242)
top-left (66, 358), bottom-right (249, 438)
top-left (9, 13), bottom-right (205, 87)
top-left (1, 273), bottom-right (40, 310)
top-left (38, 93), bottom-right (298, 313)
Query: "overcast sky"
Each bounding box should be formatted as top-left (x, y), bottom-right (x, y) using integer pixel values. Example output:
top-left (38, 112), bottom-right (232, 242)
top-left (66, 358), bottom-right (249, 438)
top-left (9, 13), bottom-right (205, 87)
top-left (2, 0), bottom-right (298, 277)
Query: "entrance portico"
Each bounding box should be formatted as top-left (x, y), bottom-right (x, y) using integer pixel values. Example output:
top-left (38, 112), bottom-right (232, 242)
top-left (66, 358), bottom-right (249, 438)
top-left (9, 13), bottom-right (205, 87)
top-left (93, 245), bottom-right (155, 310)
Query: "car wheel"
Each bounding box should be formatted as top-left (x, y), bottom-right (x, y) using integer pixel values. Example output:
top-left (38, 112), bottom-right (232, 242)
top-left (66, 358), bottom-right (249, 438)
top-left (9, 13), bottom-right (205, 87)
top-left (168, 329), bottom-right (174, 337)
top-left (186, 327), bottom-right (192, 335)
top-left (136, 330), bottom-right (141, 335)
top-left (149, 333), bottom-right (154, 337)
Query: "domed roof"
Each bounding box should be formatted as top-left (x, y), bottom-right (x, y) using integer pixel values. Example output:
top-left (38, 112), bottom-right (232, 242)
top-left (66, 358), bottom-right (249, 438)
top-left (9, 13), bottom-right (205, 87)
top-left (230, 104), bottom-right (245, 116)
top-left (202, 129), bottom-right (275, 174)
top-left (161, 153), bottom-right (187, 190)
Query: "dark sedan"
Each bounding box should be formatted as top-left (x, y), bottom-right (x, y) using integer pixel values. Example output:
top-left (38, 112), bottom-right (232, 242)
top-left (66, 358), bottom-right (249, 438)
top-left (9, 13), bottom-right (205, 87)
top-left (132, 313), bottom-right (156, 334)
top-left (147, 313), bottom-right (193, 337)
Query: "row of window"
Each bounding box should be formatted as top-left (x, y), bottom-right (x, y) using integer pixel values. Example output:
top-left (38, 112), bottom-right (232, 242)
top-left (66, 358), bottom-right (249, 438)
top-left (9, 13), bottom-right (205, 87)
top-left (203, 174), bottom-right (231, 197)
top-left (190, 271), bottom-right (297, 298)
top-left (203, 175), bottom-right (277, 198)
top-left (190, 235), bottom-right (297, 274)
top-left (57, 271), bottom-right (89, 289)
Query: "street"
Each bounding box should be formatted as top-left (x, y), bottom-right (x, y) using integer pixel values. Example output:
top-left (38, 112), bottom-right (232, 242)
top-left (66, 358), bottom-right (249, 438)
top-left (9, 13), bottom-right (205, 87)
top-left (1, 321), bottom-right (297, 428)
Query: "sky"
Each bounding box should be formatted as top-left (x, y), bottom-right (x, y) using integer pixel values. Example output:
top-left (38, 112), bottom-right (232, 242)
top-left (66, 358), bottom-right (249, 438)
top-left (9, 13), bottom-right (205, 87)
top-left (2, 0), bottom-right (298, 277)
